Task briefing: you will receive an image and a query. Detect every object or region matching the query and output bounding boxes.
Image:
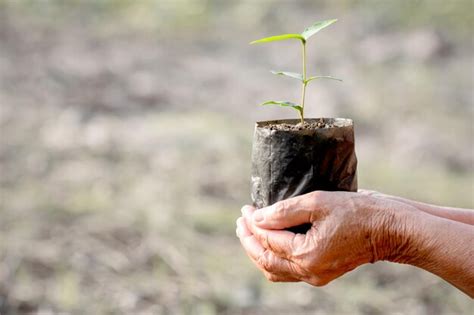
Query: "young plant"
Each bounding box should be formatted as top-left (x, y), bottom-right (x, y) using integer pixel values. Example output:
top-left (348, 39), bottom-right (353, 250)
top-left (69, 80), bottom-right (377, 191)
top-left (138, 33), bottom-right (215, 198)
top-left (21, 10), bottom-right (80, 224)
top-left (251, 19), bottom-right (342, 124)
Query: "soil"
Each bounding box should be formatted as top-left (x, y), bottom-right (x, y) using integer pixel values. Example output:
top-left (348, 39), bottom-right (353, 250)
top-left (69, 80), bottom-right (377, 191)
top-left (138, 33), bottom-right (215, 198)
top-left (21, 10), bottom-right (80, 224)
top-left (264, 119), bottom-right (335, 131)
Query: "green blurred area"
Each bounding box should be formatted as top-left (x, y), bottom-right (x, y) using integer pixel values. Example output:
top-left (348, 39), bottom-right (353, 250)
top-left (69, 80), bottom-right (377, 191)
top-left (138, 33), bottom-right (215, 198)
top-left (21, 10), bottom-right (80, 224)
top-left (0, 0), bottom-right (473, 314)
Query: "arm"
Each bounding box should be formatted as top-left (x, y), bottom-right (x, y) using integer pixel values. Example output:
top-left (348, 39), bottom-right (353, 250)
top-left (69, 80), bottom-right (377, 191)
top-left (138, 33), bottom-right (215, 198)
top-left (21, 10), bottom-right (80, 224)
top-left (236, 191), bottom-right (474, 297)
top-left (359, 189), bottom-right (474, 225)
top-left (369, 197), bottom-right (474, 296)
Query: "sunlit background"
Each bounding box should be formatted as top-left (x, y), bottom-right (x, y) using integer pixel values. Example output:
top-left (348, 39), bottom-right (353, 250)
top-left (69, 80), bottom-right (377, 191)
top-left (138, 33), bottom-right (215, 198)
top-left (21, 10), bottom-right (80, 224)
top-left (1, 0), bottom-right (473, 314)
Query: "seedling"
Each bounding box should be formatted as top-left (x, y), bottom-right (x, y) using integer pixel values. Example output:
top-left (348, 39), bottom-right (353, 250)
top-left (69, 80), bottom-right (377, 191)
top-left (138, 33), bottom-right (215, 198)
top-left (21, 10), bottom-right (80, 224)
top-left (251, 19), bottom-right (341, 124)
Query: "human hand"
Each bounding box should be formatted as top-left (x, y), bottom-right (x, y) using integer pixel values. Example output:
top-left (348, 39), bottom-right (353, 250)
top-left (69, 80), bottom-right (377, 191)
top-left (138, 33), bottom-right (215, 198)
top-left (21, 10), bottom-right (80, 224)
top-left (236, 191), bottom-right (413, 286)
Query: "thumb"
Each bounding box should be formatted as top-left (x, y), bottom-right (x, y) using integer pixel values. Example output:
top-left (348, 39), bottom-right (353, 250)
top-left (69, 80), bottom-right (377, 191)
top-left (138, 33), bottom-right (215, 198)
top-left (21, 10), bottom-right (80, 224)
top-left (253, 195), bottom-right (316, 230)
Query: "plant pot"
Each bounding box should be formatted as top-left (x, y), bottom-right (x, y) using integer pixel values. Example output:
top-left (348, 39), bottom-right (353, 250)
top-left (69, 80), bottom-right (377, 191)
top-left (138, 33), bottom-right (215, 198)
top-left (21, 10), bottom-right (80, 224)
top-left (251, 118), bottom-right (357, 231)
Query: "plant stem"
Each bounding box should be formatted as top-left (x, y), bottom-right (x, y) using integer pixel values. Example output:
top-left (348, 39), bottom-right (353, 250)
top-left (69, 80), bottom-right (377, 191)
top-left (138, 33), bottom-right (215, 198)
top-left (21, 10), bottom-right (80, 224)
top-left (300, 41), bottom-right (307, 124)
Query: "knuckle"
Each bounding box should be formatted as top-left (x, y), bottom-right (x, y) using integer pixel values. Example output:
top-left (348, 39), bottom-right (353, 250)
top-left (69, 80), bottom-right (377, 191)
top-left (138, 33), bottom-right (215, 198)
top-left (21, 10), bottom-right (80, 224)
top-left (274, 200), bottom-right (288, 218)
top-left (309, 190), bottom-right (321, 198)
top-left (254, 232), bottom-right (270, 252)
top-left (294, 253), bottom-right (311, 269)
top-left (290, 234), bottom-right (304, 257)
top-left (310, 190), bottom-right (325, 202)
top-left (257, 251), bottom-right (276, 272)
top-left (256, 252), bottom-right (270, 271)
top-left (260, 232), bottom-right (270, 250)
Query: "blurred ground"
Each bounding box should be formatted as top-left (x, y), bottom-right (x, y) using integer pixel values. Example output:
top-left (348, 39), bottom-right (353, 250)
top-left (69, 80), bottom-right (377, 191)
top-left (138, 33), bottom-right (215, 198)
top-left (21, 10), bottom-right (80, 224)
top-left (0, 0), bottom-right (473, 314)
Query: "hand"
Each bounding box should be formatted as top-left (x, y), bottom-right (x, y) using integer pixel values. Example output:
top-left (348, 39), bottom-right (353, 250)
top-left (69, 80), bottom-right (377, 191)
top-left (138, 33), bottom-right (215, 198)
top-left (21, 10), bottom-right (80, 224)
top-left (236, 190), bottom-right (474, 296)
top-left (236, 191), bottom-right (413, 286)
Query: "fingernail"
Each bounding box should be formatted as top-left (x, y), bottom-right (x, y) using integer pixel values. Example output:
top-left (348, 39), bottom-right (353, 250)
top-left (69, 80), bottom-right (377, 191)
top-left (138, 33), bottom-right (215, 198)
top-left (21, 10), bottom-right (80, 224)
top-left (253, 210), bottom-right (263, 222)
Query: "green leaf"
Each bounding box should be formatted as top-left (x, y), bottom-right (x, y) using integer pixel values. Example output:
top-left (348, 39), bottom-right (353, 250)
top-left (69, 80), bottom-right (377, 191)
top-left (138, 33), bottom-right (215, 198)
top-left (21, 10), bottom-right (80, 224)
top-left (270, 71), bottom-right (303, 81)
top-left (301, 19), bottom-right (337, 41)
top-left (250, 34), bottom-right (305, 44)
top-left (260, 101), bottom-right (303, 113)
top-left (305, 76), bottom-right (343, 83)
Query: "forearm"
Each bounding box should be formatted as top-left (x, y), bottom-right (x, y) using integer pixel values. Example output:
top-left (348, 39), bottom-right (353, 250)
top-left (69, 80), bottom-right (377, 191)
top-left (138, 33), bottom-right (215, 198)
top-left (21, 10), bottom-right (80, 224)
top-left (378, 205), bottom-right (474, 297)
top-left (372, 192), bottom-right (474, 225)
top-left (393, 197), bottom-right (474, 225)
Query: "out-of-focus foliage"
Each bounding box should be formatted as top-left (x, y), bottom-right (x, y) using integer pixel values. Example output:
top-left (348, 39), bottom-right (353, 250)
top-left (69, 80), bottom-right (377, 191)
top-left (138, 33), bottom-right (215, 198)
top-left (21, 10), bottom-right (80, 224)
top-left (0, 0), bottom-right (473, 314)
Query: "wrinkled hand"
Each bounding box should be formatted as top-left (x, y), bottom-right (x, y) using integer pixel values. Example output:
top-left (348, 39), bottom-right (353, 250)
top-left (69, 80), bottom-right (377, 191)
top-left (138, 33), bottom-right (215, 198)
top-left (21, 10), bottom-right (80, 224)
top-left (236, 191), bottom-right (400, 286)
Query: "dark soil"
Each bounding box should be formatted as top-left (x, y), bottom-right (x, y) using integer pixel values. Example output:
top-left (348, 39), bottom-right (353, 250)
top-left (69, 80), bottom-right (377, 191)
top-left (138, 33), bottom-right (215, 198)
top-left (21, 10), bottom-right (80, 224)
top-left (265, 119), bottom-right (334, 131)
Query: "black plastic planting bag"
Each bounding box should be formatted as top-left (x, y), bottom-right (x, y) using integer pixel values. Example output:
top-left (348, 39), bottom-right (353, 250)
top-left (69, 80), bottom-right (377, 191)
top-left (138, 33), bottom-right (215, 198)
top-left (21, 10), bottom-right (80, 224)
top-left (251, 118), bottom-right (357, 209)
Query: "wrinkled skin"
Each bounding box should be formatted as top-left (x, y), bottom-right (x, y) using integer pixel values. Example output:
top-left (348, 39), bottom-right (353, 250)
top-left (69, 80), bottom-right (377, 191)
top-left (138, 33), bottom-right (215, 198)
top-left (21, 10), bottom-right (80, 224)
top-left (236, 190), bottom-right (474, 296)
top-left (358, 189), bottom-right (474, 225)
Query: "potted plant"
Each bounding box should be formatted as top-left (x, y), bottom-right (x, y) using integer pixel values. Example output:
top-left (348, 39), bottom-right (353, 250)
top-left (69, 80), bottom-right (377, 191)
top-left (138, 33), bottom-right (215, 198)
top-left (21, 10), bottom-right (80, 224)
top-left (250, 19), bottom-right (357, 232)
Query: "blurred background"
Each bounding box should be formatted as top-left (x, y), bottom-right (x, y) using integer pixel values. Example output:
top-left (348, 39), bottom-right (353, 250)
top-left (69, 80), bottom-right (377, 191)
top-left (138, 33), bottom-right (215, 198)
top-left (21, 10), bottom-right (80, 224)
top-left (0, 0), bottom-right (473, 314)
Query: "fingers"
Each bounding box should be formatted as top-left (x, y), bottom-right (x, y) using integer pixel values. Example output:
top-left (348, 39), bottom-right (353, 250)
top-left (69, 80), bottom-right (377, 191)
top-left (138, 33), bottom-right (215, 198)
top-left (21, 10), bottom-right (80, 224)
top-left (241, 205), bottom-right (305, 260)
top-left (236, 214), bottom-right (301, 282)
top-left (261, 270), bottom-right (299, 283)
top-left (250, 192), bottom-right (322, 229)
